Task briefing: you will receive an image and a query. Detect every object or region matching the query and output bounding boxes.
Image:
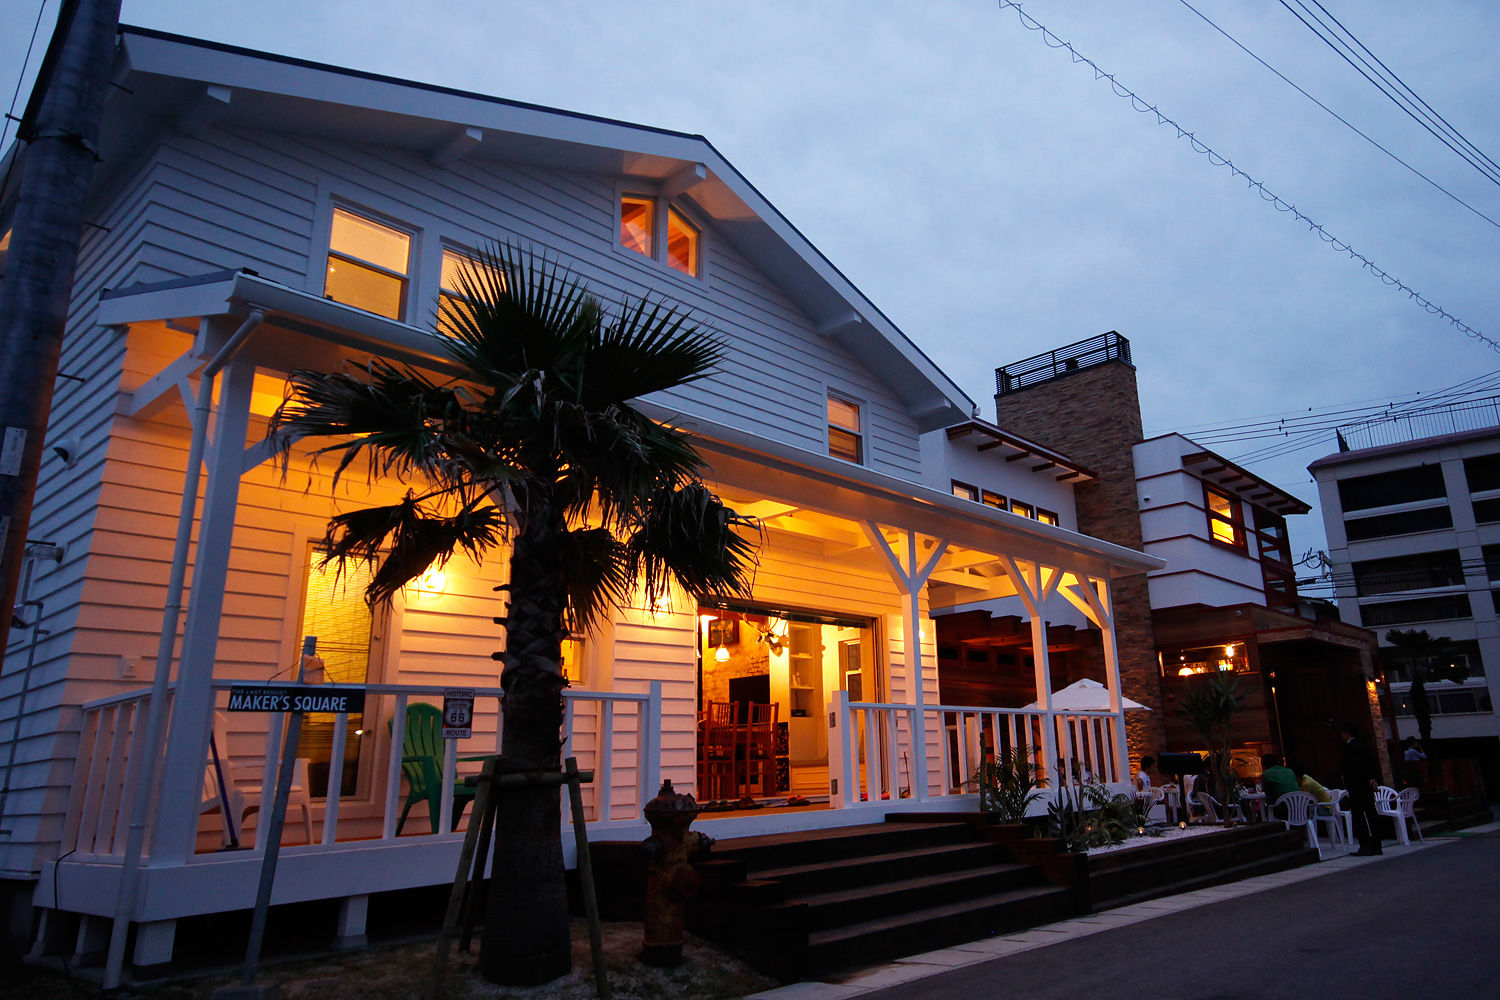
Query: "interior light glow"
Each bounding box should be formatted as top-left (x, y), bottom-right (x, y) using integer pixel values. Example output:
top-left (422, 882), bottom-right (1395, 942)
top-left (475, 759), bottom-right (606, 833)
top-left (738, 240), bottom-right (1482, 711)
top-left (715, 645), bottom-right (730, 663)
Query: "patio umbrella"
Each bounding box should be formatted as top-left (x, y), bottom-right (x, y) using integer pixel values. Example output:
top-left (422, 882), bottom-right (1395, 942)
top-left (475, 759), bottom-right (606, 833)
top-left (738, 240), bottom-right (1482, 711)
top-left (1022, 677), bottom-right (1150, 711)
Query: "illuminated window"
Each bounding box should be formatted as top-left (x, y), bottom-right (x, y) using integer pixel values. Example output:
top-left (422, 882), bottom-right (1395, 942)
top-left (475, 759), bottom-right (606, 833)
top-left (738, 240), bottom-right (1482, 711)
top-left (1036, 507), bottom-right (1059, 526)
top-left (294, 546), bottom-right (380, 797)
top-left (561, 636), bottom-right (586, 685)
top-left (981, 490), bottom-right (1006, 509)
top-left (1010, 499), bottom-right (1034, 519)
top-left (324, 206), bottom-right (411, 320)
top-left (437, 247), bottom-right (482, 336)
top-left (620, 196), bottom-right (655, 257)
top-left (952, 480), bottom-right (978, 501)
top-left (666, 208), bottom-right (699, 276)
top-left (828, 394), bottom-right (862, 463)
top-left (619, 196), bottom-right (702, 278)
top-left (1205, 486), bottom-right (1244, 548)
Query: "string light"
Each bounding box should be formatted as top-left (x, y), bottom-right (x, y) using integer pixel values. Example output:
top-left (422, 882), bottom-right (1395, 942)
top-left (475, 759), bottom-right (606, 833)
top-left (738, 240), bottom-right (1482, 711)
top-left (995, 2), bottom-right (1499, 355)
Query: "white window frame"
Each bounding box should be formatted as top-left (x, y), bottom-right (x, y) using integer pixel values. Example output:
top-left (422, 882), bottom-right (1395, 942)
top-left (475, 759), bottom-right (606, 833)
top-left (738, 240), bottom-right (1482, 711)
top-left (320, 202), bottom-right (418, 322)
top-left (826, 389), bottom-right (865, 465)
top-left (613, 186), bottom-right (709, 283)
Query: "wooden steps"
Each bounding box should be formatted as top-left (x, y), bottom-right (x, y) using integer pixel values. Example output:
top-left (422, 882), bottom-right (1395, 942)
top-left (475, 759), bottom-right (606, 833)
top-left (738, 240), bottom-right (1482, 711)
top-left (1087, 824), bottom-right (1319, 910)
top-left (688, 817), bottom-right (1079, 979)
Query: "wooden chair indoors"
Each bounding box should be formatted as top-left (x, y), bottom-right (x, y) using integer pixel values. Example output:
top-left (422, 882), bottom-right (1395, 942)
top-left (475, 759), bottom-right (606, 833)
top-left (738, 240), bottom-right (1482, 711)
top-left (738, 702), bottom-right (779, 799)
top-left (697, 700), bottom-right (738, 801)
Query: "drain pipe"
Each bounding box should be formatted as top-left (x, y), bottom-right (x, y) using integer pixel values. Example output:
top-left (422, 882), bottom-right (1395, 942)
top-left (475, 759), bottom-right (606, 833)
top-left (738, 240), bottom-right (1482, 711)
top-left (102, 307), bottom-right (266, 989)
top-left (0, 541), bottom-right (64, 838)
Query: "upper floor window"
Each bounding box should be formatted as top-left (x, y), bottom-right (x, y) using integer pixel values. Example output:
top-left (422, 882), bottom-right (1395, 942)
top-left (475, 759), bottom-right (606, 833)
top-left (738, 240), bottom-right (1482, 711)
top-left (1009, 499), bottom-right (1034, 519)
top-left (437, 246), bottom-right (481, 336)
top-left (1205, 486), bottom-right (1244, 548)
top-left (981, 490), bottom-right (1005, 510)
top-left (1036, 507), bottom-right (1059, 526)
top-left (952, 481), bottom-right (979, 502)
top-left (1337, 464), bottom-right (1446, 512)
top-left (619, 195), bottom-right (701, 277)
top-left (828, 393), bottom-right (862, 464)
top-left (324, 206), bottom-right (411, 321)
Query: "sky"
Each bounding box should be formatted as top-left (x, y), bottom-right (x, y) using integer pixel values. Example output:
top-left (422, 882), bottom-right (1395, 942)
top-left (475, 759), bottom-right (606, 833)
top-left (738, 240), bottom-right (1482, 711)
top-left (2, 0), bottom-right (1495, 583)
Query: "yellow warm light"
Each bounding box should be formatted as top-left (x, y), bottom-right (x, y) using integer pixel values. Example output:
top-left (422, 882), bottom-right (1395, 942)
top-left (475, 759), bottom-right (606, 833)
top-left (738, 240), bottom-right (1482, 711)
top-left (1223, 644), bottom-right (1236, 656)
top-left (715, 645), bottom-right (730, 663)
top-left (414, 567), bottom-right (446, 594)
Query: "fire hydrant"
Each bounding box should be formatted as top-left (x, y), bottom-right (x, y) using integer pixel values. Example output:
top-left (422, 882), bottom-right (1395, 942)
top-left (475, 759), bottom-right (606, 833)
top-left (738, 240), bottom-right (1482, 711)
top-left (640, 779), bottom-right (707, 967)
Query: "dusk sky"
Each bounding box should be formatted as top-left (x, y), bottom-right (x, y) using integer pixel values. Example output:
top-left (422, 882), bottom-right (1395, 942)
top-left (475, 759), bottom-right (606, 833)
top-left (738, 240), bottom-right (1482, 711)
top-left (3, 1), bottom-right (1494, 584)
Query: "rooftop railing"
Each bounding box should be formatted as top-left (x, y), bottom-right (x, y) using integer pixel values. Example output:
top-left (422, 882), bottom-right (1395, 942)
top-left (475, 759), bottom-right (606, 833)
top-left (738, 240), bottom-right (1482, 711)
top-left (995, 331), bottom-right (1132, 396)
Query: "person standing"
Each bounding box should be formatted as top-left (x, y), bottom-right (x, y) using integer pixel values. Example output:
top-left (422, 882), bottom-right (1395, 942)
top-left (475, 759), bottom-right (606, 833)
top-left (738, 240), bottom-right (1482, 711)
top-left (1340, 722), bottom-right (1383, 856)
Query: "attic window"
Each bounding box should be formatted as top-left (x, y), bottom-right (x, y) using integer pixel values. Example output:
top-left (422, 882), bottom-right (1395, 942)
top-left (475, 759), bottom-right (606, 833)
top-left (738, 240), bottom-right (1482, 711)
top-left (619, 195), bottom-right (701, 278)
top-left (1036, 508), bottom-right (1059, 526)
top-left (324, 207), bottom-right (411, 321)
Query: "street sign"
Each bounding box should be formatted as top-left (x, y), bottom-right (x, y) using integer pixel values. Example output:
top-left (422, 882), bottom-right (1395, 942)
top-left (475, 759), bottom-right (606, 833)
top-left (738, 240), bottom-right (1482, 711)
top-left (443, 688), bottom-right (475, 739)
top-left (225, 684), bottom-right (365, 714)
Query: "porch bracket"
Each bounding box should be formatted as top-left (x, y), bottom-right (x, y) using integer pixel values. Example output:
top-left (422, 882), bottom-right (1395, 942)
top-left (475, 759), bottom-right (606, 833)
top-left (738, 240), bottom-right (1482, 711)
top-left (1000, 555), bottom-right (1061, 785)
top-left (121, 349), bottom-right (198, 421)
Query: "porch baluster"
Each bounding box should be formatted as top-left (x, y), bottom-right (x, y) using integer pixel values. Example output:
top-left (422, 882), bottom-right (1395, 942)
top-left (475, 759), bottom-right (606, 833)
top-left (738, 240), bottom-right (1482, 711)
top-left (75, 706), bottom-right (112, 854)
top-left (438, 737), bottom-right (457, 833)
top-left (94, 704), bottom-right (134, 854)
top-left (937, 709), bottom-right (954, 794)
top-left (381, 693), bottom-right (409, 841)
top-left (596, 699), bottom-right (614, 823)
top-left (115, 699), bottom-right (153, 853)
top-left (322, 711), bottom-right (348, 846)
top-left (641, 681), bottom-right (662, 812)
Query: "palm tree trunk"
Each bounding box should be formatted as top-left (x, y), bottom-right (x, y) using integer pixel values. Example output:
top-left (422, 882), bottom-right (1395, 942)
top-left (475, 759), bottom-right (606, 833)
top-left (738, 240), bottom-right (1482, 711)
top-left (480, 508), bottom-right (571, 986)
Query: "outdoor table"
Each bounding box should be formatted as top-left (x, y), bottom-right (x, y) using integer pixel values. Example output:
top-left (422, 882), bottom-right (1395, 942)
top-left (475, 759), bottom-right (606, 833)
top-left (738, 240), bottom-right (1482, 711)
top-left (1240, 790), bottom-right (1267, 823)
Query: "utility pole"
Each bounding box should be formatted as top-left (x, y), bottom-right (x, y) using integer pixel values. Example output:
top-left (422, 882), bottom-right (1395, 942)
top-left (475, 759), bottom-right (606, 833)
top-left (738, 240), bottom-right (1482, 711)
top-left (0, 0), bottom-right (121, 655)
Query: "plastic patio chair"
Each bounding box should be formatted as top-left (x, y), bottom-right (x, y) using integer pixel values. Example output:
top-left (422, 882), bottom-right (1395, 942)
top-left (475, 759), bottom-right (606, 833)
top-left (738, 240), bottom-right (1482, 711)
top-left (1376, 785), bottom-right (1422, 845)
top-left (1323, 788), bottom-right (1355, 847)
top-left (1195, 791), bottom-right (1245, 824)
top-left (1312, 790), bottom-right (1347, 852)
top-left (201, 711), bottom-right (315, 847)
top-left (1272, 791), bottom-right (1321, 852)
top-left (388, 702), bottom-right (478, 834)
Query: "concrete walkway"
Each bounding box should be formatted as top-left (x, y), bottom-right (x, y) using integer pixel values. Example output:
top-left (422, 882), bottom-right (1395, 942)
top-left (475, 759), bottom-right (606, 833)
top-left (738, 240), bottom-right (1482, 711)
top-left (744, 821), bottom-right (1500, 1000)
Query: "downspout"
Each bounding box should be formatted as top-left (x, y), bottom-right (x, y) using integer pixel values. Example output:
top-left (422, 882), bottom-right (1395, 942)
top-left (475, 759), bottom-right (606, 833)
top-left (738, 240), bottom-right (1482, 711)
top-left (0, 541), bottom-right (65, 836)
top-left (102, 307), bottom-right (265, 989)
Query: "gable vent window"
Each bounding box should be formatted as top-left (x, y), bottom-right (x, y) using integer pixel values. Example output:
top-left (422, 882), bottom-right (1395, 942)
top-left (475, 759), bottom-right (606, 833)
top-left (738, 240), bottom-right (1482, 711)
top-left (619, 195), bottom-right (701, 278)
top-left (324, 207), bottom-right (411, 321)
top-left (828, 394), bottom-right (863, 464)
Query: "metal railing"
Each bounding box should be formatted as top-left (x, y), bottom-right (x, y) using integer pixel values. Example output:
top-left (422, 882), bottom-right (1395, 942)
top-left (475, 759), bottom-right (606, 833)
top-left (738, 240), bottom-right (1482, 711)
top-left (995, 331), bottom-right (1132, 396)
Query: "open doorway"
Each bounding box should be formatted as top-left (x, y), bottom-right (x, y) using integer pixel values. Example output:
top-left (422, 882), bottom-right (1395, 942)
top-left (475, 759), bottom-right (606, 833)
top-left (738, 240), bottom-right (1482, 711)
top-left (697, 604), bottom-right (878, 800)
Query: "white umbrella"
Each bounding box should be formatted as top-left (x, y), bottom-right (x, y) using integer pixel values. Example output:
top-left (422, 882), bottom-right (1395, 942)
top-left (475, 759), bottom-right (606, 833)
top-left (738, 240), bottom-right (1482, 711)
top-left (1022, 677), bottom-right (1150, 712)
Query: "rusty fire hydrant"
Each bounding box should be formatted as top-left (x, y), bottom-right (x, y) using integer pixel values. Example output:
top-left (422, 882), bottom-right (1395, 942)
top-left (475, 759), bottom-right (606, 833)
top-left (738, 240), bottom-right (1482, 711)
top-left (640, 779), bottom-right (708, 967)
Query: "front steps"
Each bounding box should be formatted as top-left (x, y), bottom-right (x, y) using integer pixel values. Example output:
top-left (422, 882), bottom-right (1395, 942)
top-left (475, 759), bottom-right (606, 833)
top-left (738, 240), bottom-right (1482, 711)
top-left (689, 818), bottom-right (1078, 979)
top-left (1088, 824), bottom-right (1319, 911)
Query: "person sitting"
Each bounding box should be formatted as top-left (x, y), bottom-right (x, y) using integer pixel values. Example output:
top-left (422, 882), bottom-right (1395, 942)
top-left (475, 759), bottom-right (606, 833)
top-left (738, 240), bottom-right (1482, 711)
top-left (1136, 755), bottom-right (1156, 792)
top-left (1292, 764), bottom-right (1331, 803)
top-left (1261, 753), bottom-right (1300, 804)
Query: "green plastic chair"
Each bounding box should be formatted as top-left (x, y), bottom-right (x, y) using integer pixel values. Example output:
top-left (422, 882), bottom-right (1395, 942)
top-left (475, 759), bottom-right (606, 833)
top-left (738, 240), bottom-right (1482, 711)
top-left (388, 702), bottom-right (478, 834)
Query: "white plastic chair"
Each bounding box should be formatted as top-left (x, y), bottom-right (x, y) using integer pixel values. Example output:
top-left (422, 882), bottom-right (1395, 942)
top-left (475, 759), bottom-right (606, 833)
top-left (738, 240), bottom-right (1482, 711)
top-left (1137, 786), bottom-right (1167, 822)
top-left (1376, 785), bottom-right (1422, 845)
top-left (1272, 791), bottom-right (1321, 852)
top-left (1196, 791), bottom-right (1245, 824)
top-left (1323, 788), bottom-right (1355, 847)
top-left (201, 711), bottom-right (315, 847)
top-left (1312, 791), bottom-right (1347, 852)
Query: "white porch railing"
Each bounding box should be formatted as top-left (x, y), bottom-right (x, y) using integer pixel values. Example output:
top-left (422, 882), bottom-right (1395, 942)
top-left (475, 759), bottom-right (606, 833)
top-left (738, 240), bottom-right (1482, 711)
top-left (61, 680), bottom-right (662, 861)
top-left (827, 694), bottom-right (1125, 807)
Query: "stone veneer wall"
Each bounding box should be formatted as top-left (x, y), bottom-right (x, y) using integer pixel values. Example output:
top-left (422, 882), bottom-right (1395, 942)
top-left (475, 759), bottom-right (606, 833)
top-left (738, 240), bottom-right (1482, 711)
top-left (992, 360), bottom-right (1167, 764)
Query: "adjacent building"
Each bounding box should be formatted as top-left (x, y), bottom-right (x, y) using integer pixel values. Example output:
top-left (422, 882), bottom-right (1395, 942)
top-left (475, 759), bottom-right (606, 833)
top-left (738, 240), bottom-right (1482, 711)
top-left (1311, 423), bottom-right (1500, 797)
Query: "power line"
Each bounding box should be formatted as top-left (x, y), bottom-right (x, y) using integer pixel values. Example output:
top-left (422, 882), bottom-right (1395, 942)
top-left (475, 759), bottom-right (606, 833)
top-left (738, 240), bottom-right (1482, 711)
top-left (1278, 0), bottom-right (1500, 189)
top-left (1176, 0), bottom-right (1500, 231)
top-left (993, 2), bottom-right (1500, 355)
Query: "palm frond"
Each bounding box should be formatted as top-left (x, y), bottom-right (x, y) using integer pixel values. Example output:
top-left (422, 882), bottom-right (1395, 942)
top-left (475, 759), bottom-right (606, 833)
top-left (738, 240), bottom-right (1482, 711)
top-left (319, 493), bottom-right (505, 605)
top-left (583, 294), bottom-right (723, 408)
top-left (626, 483), bottom-right (759, 607)
top-left (555, 526), bottom-right (631, 634)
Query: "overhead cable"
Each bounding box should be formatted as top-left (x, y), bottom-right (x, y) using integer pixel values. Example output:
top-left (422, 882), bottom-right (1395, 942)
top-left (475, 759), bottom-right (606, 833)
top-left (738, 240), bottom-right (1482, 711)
top-left (994, 1), bottom-right (1500, 355)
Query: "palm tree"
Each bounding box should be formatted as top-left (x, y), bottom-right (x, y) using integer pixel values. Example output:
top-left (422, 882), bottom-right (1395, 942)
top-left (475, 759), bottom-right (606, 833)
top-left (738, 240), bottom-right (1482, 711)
top-left (1181, 671), bottom-right (1241, 820)
top-left (270, 243), bottom-right (759, 985)
top-left (1384, 629), bottom-right (1467, 747)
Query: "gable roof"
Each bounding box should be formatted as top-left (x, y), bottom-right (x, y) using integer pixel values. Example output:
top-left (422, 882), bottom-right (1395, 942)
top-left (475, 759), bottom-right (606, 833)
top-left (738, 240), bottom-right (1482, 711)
top-left (5, 25), bottom-right (973, 431)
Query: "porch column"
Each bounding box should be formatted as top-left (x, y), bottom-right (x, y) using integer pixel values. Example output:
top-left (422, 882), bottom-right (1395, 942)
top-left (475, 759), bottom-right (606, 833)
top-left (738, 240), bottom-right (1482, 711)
top-left (1058, 571), bottom-right (1130, 784)
top-left (150, 357), bottom-right (256, 867)
top-left (863, 524), bottom-right (946, 802)
top-left (1002, 556), bottom-right (1060, 785)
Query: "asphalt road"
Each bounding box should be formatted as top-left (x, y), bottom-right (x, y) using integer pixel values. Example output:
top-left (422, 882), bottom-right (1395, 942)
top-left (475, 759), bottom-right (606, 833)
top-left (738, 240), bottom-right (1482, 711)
top-left (860, 833), bottom-right (1500, 1000)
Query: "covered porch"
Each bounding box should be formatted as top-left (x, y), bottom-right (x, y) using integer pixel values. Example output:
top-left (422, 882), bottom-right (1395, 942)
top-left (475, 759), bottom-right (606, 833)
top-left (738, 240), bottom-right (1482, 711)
top-left (35, 273), bottom-right (1159, 973)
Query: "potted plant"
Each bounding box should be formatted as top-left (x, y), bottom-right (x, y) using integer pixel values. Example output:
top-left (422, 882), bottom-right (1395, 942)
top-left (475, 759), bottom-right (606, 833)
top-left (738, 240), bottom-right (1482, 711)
top-left (968, 747), bottom-right (1044, 828)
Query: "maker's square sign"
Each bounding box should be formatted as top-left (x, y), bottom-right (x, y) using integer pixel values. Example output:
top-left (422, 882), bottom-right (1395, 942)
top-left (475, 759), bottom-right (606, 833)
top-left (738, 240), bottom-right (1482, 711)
top-left (226, 684), bottom-right (366, 714)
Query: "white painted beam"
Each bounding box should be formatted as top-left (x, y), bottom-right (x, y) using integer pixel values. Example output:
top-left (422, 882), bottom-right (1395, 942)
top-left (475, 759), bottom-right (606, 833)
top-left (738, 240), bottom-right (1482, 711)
top-left (177, 85), bottom-right (231, 136)
top-left (659, 161), bottom-right (706, 199)
top-left (428, 125), bottom-right (482, 167)
top-left (121, 350), bottom-right (197, 420)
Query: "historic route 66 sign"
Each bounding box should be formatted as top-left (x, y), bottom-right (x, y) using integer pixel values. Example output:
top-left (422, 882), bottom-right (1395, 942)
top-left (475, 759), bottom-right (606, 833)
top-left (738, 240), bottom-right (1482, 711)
top-left (442, 688), bottom-right (475, 739)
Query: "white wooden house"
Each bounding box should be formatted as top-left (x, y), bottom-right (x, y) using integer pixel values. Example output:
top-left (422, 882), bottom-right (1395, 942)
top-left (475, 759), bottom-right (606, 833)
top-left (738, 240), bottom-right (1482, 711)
top-left (0, 27), bottom-right (1160, 973)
